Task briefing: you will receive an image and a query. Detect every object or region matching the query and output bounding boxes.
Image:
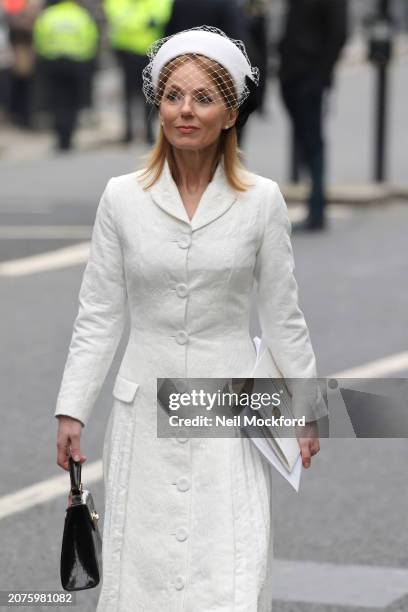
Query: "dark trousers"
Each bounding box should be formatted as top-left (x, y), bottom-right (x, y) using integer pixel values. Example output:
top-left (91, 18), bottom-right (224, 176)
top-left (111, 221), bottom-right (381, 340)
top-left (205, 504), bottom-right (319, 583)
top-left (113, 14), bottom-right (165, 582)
top-left (41, 57), bottom-right (89, 150)
top-left (9, 72), bottom-right (34, 128)
top-left (115, 49), bottom-right (155, 143)
top-left (280, 75), bottom-right (326, 223)
top-left (0, 68), bottom-right (11, 113)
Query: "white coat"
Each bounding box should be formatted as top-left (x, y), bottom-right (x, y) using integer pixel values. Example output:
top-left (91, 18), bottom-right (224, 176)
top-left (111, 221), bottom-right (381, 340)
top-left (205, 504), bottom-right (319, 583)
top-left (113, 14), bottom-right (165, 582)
top-left (54, 158), bottom-right (325, 611)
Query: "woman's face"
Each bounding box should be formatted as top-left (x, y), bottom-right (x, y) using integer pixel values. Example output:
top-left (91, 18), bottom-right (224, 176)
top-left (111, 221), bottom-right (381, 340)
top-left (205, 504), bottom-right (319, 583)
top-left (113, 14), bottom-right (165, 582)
top-left (159, 60), bottom-right (237, 151)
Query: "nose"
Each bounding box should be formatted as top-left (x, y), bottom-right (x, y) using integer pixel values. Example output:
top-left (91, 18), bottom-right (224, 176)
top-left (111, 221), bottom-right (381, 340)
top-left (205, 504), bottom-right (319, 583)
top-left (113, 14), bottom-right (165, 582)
top-left (180, 94), bottom-right (194, 115)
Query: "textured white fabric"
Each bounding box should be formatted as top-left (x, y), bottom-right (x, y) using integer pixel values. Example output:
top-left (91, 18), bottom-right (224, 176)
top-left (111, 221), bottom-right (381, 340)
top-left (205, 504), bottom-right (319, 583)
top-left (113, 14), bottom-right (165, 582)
top-left (151, 29), bottom-right (255, 97)
top-left (54, 159), bottom-right (325, 611)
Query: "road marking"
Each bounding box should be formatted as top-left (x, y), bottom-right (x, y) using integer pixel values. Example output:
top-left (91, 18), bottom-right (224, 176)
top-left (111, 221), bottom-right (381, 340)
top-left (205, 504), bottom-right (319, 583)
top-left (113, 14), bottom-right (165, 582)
top-left (332, 351), bottom-right (408, 377)
top-left (0, 460), bottom-right (102, 521)
top-left (0, 205), bottom-right (353, 277)
top-left (0, 225), bottom-right (92, 239)
top-left (0, 241), bottom-right (90, 276)
top-left (272, 558), bottom-right (408, 608)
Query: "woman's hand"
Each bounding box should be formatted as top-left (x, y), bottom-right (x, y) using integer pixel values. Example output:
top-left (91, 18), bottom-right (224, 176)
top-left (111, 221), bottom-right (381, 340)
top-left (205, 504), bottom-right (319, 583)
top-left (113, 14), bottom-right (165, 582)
top-left (56, 415), bottom-right (87, 471)
top-left (295, 420), bottom-right (321, 469)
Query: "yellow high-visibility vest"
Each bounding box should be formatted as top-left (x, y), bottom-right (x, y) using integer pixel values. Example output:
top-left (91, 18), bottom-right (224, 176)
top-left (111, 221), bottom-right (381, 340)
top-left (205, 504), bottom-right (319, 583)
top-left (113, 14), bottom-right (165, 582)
top-left (103, 0), bottom-right (173, 55)
top-left (33, 1), bottom-right (98, 61)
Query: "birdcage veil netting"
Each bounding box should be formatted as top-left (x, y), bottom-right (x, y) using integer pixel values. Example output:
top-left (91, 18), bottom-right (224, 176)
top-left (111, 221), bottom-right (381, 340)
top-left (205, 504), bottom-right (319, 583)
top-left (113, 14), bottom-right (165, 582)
top-left (142, 25), bottom-right (260, 110)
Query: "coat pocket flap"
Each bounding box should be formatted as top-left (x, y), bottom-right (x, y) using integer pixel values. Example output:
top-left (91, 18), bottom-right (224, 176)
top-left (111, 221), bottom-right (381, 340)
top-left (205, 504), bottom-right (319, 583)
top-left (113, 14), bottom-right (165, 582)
top-left (112, 375), bottom-right (139, 403)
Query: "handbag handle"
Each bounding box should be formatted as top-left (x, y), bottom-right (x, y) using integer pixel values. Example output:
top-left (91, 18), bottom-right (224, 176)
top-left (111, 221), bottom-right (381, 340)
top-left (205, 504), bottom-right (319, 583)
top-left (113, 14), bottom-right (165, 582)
top-left (68, 456), bottom-right (82, 496)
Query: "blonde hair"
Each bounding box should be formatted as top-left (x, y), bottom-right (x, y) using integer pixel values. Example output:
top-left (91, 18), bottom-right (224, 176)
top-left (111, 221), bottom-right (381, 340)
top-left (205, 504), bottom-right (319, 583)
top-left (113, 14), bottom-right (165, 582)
top-left (137, 54), bottom-right (254, 192)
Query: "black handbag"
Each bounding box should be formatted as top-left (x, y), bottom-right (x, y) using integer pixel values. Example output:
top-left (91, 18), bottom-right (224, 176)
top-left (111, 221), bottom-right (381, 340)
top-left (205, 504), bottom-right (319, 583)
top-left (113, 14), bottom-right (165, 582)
top-left (60, 456), bottom-right (102, 591)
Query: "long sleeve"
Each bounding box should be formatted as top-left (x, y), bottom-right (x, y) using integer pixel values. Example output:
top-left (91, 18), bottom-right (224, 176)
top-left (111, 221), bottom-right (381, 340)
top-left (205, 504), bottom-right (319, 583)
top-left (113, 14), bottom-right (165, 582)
top-left (54, 178), bottom-right (128, 427)
top-left (254, 181), bottom-right (327, 422)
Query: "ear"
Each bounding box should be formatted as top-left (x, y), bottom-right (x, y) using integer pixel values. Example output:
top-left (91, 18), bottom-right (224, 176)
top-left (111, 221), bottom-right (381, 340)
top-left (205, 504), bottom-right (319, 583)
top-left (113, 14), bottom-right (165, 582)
top-left (223, 107), bottom-right (238, 130)
top-left (228, 108), bottom-right (238, 125)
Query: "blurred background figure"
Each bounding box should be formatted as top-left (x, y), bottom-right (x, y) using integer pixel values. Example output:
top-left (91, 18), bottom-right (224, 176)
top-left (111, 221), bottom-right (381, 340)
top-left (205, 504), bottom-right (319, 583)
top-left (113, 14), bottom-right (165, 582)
top-left (278, 0), bottom-right (348, 231)
top-left (74, 0), bottom-right (105, 119)
top-left (237, 0), bottom-right (269, 115)
top-left (164, 0), bottom-right (246, 39)
top-left (103, 0), bottom-right (173, 145)
top-left (3, 0), bottom-right (41, 128)
top-left (33, 0), bottom-right (98, 151)
top-left (394, 0), bottom-right (408, 31)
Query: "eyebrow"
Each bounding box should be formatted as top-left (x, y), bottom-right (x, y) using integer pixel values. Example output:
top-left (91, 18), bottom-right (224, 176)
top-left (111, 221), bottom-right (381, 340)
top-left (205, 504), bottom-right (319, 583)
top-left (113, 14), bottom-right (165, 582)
top-left (166, 83), bottom-right (216, 95)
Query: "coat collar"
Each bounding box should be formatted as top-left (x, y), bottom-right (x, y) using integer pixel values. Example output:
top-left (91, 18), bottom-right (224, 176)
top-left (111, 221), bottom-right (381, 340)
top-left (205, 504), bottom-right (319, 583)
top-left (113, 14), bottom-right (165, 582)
top-left (148, 157), bottom-right (238, 232)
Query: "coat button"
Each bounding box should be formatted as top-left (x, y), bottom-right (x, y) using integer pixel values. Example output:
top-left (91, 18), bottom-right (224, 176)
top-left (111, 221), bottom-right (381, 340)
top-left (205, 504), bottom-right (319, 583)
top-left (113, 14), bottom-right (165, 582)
top-left (174, 575), bottom-right (185, 590)
top-left (178, 235), bottom-right (191, 249)
top-left (175, 330), bottom-right (188, 344)
top-left (272, 405), bottom-right (281, 419)
top-left (176, 283), bottom-right (188, 298)
top-left (175, 527), bottom-right (188, 542)
top-left (177, 476), bottom-right (190, 492)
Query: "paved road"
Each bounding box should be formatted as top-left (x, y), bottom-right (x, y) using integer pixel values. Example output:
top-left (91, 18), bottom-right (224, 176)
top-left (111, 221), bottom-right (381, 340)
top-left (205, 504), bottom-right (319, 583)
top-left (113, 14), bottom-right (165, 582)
top-left (0, 121), bottom-right (407, 609)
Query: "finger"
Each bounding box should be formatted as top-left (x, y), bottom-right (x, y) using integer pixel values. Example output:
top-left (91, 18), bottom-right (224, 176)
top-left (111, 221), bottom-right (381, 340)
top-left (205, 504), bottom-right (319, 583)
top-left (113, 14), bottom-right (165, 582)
top-left (69, 434), bottom-right (82, 463)
top-left (311, 439), bottom-right (320, 455)
top-left (56, 439), bottom-right (70, 471)
top-left (299, 442), bottom-right (312, 468)
top-left (71, 449), bottom-right (87, 464)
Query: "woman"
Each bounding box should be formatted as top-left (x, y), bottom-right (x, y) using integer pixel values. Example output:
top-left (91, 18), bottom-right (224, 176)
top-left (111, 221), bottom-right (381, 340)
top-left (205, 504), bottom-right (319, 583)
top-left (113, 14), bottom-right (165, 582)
top-left (55, 26), bottom-right (324, 612)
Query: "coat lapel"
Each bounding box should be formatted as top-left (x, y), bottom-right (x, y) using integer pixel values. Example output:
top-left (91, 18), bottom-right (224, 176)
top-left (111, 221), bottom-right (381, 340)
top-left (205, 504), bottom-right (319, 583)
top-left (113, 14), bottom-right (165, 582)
top-left (149, 158), bottom-right (238, 232)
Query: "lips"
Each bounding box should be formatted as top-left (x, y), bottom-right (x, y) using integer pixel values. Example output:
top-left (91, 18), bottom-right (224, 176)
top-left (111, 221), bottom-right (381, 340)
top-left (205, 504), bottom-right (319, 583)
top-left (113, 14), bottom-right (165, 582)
top-left (177, 126), bottom-right (199, 133)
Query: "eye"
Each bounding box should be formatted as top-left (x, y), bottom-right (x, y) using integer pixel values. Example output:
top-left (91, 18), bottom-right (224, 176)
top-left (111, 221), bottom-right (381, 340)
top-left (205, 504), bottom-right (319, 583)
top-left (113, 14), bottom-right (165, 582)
top-left (194, 93), bottom-right (213, 104)
top-left (165, 89), bottom-right (182, 102)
